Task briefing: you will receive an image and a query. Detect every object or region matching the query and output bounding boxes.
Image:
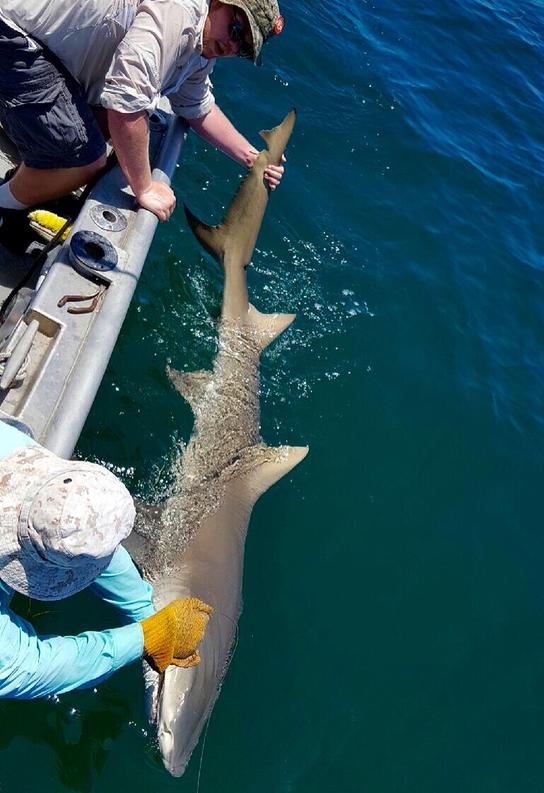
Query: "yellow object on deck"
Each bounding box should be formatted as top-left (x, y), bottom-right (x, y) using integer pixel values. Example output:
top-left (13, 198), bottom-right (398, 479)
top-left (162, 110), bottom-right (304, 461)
top-left (28, 210), bottom-right (71, 243)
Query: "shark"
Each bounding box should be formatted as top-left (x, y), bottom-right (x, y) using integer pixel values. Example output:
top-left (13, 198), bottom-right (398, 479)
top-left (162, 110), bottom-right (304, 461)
top-left (128, 109), bottom-right (308, 777)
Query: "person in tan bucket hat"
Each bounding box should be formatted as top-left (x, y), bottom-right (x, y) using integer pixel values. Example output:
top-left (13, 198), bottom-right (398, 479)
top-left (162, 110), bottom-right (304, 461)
top-left (0, 0), bottom-right (286, 230)
top-left (0, 419), bottom-right (212, 698)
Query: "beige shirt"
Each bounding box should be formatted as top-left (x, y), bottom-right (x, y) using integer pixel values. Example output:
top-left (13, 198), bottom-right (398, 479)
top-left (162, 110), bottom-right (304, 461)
top-left (0, 0), bottom-right (216, 117)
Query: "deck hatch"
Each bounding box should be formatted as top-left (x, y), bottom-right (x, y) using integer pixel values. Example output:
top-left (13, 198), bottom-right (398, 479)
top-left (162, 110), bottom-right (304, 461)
top-left (69, 230), bottom-right (118, 276)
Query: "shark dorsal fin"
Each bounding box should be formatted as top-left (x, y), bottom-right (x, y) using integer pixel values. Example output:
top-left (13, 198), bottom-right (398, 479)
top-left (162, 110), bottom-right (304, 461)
top-left (184, 204), bottom-right (227, 263)
top-left (246, 304), bottom-right (295, 351)
top-left (167, 366), bottom-right (213, 412)
top-left (246, 445), bottom-right (308, 501)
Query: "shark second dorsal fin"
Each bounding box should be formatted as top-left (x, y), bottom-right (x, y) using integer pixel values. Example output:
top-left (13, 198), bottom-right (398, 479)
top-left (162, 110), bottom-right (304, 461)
top-left (246, 304), bottom-right (295, 351)
top-left (167, 366), bottom-right (212, 412)
top-left (184, 204), bottom-right (227, 263)
top-left (246, 445), bottom-right (309, 501)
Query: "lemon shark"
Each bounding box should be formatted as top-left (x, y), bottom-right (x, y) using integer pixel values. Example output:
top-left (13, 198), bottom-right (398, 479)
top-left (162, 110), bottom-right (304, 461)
top-left (128, 110), bottom-right (307, 777)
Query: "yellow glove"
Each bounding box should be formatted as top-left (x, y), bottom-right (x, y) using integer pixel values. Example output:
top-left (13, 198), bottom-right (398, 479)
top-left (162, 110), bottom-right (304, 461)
top-left (141, 598), bottom-right (213, 673)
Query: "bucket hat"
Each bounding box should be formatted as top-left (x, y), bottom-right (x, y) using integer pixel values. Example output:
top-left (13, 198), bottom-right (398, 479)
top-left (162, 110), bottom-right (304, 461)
top-left (221, 0), bottom-right (284, 64)
top-left (0, 445), bottom-right (135, 600)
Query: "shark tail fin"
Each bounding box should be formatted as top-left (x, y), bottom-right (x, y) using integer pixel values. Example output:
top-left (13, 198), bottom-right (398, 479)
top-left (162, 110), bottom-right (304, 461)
top-left (247, 445), bottom-right (309, 500)
top-left (184, 204), bottom-right (227, 263)
top-left (247, 304), bottom-right (295, 351)
top-left (167, 366), bottom-right (213, 412)
top-left (259, 109), bottom-right (297, 164)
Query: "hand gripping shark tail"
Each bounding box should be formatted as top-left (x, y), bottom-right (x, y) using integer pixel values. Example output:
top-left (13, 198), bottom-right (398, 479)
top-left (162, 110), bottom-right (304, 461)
top-left (184, 109), bottom-right (297, 323)
top-left (134, 110), bottom-right (306, 778)
top-left (184, 109), bottom-right (296, 264)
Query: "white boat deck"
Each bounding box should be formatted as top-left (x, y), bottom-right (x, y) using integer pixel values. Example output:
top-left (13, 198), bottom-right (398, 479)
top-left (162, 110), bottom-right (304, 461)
top-left (0, 105), bottom-right (188, 456)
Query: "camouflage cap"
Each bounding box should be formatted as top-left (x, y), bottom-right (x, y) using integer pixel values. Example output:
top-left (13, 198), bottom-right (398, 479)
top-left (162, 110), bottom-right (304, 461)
top-left (221, 0), bottom-right (285, 64)
top-left (0, 445), bottom-right (135, 601)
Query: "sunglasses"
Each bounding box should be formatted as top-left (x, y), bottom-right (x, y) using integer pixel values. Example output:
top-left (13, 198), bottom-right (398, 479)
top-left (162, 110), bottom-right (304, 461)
top-left (229, 11), bottom-right (252, 58)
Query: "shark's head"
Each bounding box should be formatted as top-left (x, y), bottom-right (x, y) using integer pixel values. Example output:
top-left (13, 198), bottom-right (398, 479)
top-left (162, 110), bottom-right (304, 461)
top-left (152, 603), bottom-right (238, 776)
top-left (156, 664), bottom-right (205, 777)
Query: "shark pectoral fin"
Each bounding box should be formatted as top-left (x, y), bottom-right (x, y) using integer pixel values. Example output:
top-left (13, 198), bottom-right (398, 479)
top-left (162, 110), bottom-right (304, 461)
top-left (167, 366), bottom-right (212, 412)
top-left (247, 304), bottom-right (295, 350)
top-left (184, 204), bottom-right (226, 263)
top-left (123, 499), bottom-right (164, 570)
top-left (248, 445), bottom-right (309, 499)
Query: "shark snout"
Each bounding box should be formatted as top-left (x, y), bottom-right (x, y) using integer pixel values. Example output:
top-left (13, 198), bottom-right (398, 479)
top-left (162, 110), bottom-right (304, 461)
top-left (155, 609), bottom-right (238, 776)
top-left (156, 663), bottom-right (202, 776)
top-left (157, 723), bottom-right (185, 777)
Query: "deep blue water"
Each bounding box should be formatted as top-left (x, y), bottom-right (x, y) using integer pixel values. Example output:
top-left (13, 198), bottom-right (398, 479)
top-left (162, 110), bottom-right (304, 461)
top-left (2, 1), bottom-right (544, 790)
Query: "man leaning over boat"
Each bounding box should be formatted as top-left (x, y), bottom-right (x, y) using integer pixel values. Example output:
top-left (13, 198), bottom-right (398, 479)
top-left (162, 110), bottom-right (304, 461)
top-left (0, 419), bottom-right (212, 698)
top-left (0, 0), bottom-right (286, 226)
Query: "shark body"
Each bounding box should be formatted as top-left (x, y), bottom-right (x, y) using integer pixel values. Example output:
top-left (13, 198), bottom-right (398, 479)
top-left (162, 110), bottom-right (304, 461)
top-left (130, 110), bottom-right (307, 776)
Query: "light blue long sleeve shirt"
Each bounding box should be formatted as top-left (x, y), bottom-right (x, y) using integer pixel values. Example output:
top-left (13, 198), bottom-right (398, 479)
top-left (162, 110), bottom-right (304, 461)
top-left (0, 546), bottom-right (155, 699)
top-left (0, 419), bottom-right (155, 699)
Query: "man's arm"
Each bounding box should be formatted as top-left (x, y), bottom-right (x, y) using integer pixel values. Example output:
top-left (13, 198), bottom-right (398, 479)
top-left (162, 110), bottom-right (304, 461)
top-left (100, 0), bottom-right (193, 220)
top-left (107, 109), bottom-right (176, 220)
top-left (0, 607), bottom-right (143, 699)
top-left (90, 545), bottom-right (155, 623)
top-left (188, 106), bottom-right (285, 190)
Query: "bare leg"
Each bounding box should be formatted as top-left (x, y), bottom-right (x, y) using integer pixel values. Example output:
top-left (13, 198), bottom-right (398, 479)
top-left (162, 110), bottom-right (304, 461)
top-left (8, 155), bottom-right (107, 206)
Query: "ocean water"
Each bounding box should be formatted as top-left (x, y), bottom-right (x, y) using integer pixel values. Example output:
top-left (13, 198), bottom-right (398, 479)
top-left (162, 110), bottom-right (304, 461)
top-left (2, 0), bottom-right (544, 790)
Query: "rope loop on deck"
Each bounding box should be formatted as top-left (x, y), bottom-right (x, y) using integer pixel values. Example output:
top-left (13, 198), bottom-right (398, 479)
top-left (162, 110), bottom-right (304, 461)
top-left (0, 348), bottom-right (29, 387)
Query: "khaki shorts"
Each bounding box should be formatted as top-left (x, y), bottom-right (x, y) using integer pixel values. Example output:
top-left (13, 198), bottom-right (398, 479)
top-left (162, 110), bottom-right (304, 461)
top-left (0, 18), bottom-right (106, 170)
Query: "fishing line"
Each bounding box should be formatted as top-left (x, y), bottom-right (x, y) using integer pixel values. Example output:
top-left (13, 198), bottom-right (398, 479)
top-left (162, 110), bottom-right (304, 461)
top-left (195, 703), bottom-right (211, 793)
top-left (195, 612), bottom-right (240, 793)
